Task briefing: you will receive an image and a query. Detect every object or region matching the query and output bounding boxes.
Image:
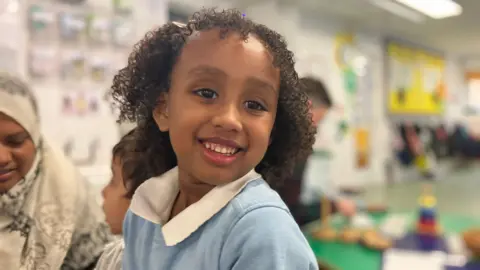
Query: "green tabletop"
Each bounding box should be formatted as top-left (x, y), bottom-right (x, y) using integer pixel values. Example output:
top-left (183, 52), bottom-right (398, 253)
top-left (304, 212), bottom-right (480, 270)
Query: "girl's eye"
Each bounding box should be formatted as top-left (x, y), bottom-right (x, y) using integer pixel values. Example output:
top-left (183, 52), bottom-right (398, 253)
top-left (244, 101), bottom-right (267, 111)
top-left (193, 88), bottom-right (218, 99)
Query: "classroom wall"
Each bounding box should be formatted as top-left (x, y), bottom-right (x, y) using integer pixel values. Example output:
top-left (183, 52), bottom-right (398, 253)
top-left (3, 0), bottom-right (467, 193)
top-left (1, 0), bottom-right (170, 201)
top-left (171, 0), bottom-right (469, 186)
top-left (244, 1), bottom-right (389, 188)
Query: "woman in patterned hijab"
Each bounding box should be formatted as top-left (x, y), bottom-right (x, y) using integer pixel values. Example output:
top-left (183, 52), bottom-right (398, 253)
top-left (0, 73), bottom-right (113, 269)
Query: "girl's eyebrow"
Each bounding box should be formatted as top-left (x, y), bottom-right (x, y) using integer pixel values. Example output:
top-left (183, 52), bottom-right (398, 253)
top-left (244, 78), bottom-right (277, 94)
top-left (188, 65), bottom-right (277, 93)
top-left (187, 65), bottom-right (227, 78)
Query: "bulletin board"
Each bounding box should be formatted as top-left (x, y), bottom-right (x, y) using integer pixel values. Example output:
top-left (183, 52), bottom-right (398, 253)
top-left (386, 41), bottom-right (446, 115)
top-left (10, 0), bottom-right (168, 192)
top-left (334, 32), bottom-right (374, 169)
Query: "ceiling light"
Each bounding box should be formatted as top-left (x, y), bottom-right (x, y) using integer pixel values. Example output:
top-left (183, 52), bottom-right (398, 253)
top-left (370, 0), bottom-right (426, 23)
top-left (394, 0), bottom-right (462, 19)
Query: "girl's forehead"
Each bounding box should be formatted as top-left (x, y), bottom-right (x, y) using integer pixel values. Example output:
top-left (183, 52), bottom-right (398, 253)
top-left (176, 30), bottom-right (279, 87)
top-left (186, 29), bottom-right (266, 52)
top-left (180, 30), bottom-right (275, 69)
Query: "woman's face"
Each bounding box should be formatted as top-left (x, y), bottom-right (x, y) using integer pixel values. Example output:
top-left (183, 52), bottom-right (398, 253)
top-left (0, 113), bottom-right (36, 193)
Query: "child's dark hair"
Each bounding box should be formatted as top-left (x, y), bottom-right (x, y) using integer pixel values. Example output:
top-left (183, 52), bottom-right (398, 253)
top-left (300, 76), bottom-right (332, 108)
top-left (112, 128), bottom-right (151, 198)
top-left (110, 8), bottom-right (316, 190)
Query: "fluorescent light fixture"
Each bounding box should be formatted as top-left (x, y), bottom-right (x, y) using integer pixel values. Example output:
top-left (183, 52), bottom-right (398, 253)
top-left (394, 0), bottom-right (462, 19)
top-left (370, 0), bottom-right (426, 23)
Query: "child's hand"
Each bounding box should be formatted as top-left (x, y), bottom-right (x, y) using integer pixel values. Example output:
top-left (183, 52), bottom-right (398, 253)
top-left (336, 199), bottom-right (356, 217)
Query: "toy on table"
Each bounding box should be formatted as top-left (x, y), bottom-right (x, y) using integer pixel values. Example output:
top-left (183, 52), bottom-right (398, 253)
top-left (339, 226), bottom-right (362, 243)
top-left (312, 197), bottom-right (337, 241)
top-left (361, 229), bottom-right (393, 251)
top-left (463, 228), bottom-right (480, 258)
top-left (416, 184), bottom-right (441, 236)
top-left (359, 210), bottom-right (393, 251)
top-left (339, 215), bottom-right (362, 243)
top-left (317, 259), bottom-right (338, 270)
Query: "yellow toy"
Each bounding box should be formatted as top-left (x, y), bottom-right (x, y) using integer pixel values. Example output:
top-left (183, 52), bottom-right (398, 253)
top-left (416, 184), bottom-right (441, 236)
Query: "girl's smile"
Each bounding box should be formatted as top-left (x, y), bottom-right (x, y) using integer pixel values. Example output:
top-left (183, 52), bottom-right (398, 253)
top-left (199, 137), bottom-right (245, 166)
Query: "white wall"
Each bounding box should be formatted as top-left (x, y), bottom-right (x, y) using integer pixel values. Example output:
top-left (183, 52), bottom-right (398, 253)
top-left (171, 0), bottom-right (469, 187)
top-left (1, 0), bottom-right (169, 200)
top-left (245, 1), bottom-right (389, 188)
top-left (9, 0), bottom-right (463, 190)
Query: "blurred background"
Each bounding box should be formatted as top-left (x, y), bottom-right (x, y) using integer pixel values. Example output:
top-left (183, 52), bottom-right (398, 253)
top-left (1, 0), bottom-right (479, 268)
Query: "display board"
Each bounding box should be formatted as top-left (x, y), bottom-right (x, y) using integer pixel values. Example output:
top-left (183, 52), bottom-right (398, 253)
top-left (12, 0), bottom-right (169, 193)
top-left (386, 42), bottom-right (446, 115)
top-left (335, 32), bottom-right (374, 169)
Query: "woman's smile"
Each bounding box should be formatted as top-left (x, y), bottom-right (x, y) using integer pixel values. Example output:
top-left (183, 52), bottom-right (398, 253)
top-left (0, 168), bottom-right (15, 183)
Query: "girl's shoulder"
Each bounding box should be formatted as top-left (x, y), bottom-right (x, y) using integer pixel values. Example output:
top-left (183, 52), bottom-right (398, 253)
top-left (228, 178), bottom-right (290, 217)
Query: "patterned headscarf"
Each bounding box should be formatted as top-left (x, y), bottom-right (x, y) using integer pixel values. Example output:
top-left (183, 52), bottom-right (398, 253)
top-left (0, 73), bottom-right (113, 269)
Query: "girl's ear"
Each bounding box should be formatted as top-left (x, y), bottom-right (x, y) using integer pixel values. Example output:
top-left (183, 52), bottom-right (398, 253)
top-left (152, 93), bottom-right (169, 132)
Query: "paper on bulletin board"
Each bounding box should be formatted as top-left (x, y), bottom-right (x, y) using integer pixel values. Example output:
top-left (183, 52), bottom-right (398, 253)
top-left (467, 79), bottom-right (480, 110)
top-left (354, 127), bottom-right (369, 169)
top-left (0, 45), bottom-right (17, 73)
top-left (0, 14), bottom-right (20, 74)
top-left (387, 42), bottom-right (446, 115)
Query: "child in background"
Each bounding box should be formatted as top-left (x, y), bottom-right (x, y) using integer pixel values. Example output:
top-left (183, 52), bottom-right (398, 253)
top-left (101, 8), bottom-right (318, 270)
top-left (102, 129), bottom-right (138, 235)
top-left (95, 128), bottom-right (150, 269)
top-left (279, 77), bottom-right (362, 226)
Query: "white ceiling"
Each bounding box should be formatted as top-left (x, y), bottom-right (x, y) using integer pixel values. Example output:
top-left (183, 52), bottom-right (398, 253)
top-left (171, 0), bottom-right (480, 56)
top-left (279, 0), bottom-right (480, 56)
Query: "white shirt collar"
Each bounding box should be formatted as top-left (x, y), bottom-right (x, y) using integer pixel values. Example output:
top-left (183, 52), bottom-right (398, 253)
top-left (130, 167), bottom-right (261, 246)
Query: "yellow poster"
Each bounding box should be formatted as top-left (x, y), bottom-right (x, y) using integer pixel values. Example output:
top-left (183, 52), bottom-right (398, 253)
top-left (387, 43), bottom-right (446, 115)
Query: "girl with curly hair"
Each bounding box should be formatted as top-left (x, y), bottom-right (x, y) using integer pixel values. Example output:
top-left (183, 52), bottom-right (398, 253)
top-left (99, 8), bottom-right (318, 270)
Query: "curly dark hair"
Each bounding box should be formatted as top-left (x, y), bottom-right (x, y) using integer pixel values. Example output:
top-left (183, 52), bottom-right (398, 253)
top-left (110, 8), bottom-right (316, 192)
top-left (111, 128), bottom-right (151, 198)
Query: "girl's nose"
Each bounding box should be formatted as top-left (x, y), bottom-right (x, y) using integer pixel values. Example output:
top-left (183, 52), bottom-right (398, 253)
top-left (211, 104), bottom-right (243, 132)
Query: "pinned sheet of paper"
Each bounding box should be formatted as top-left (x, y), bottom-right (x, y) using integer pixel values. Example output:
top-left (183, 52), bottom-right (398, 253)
top-left (383, 249), bottom-right (446, 270)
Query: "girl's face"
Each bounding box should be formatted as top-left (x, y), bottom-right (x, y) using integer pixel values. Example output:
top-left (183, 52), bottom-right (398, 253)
top-left (102, 156), bottom-right (131, 235)
top-left (154, 29), bottom-right (280, 185)
top-left (0, 113), bottom-right (36, 193)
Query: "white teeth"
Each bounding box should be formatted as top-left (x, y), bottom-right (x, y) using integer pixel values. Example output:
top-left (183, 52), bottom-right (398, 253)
top-left (204, 142), bottom-right (238, 155)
